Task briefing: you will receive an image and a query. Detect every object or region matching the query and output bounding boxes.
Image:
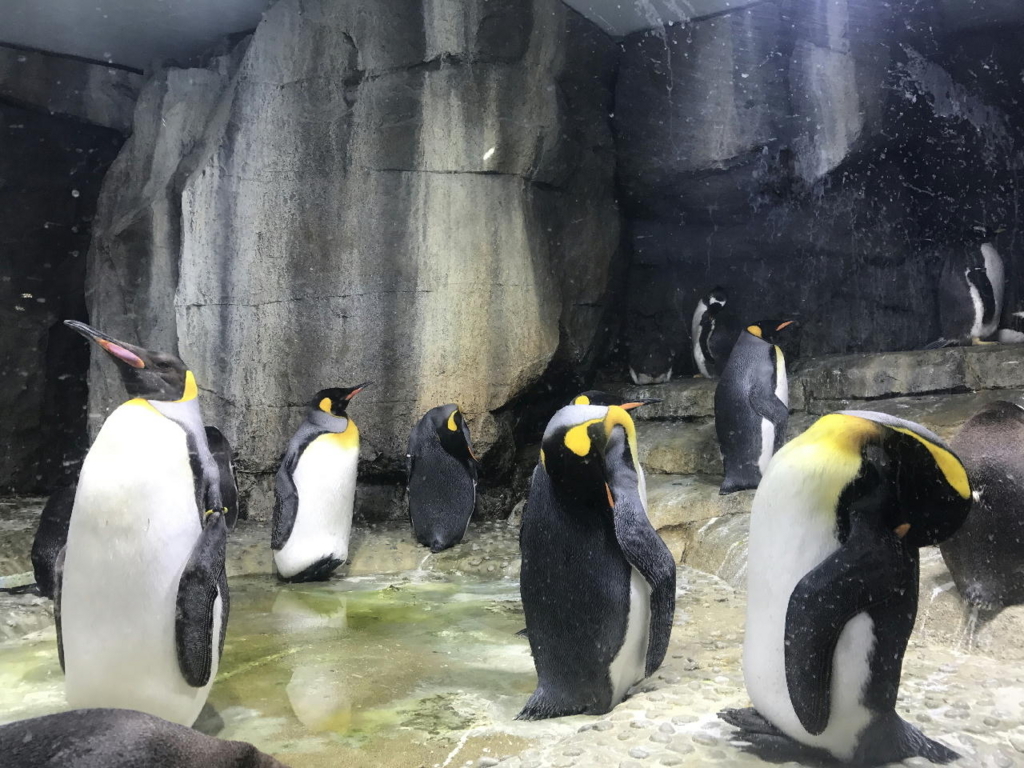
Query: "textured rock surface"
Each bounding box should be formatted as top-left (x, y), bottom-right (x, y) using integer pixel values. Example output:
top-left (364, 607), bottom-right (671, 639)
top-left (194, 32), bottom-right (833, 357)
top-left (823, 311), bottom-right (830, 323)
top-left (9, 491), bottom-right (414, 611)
top-left (84, 0), bottom-right (621, 519)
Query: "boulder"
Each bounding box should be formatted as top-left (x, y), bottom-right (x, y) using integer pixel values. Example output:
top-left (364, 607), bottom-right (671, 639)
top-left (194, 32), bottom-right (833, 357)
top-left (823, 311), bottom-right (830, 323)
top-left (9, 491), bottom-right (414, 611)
top-left (85, 0), bottom-right (621, 520)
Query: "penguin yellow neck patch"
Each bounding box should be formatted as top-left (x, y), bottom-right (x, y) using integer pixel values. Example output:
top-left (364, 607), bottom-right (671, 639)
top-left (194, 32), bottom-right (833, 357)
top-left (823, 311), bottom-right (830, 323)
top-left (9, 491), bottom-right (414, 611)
top-left (891, 427), bottom-right (971, 499)
top-left (447, 411), bottom-right (459, 431)
top-left (322, 419), bottom-right (359, 450)
top-left (564, 418), bottom-right (603, 456)
top-left (174, 371), bottom-right (198, 403)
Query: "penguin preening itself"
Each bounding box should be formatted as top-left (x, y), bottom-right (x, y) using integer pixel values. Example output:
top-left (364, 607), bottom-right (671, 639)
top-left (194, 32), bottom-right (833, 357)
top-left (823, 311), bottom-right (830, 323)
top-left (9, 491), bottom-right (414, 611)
top-left (940, 400), bottom-right (1024, 610)
top-left (0, 708), bottom-right (289, 768)
top-left (714, 319), bottom-right (795, 495)
top-left (691, 287), bottom-right (728, 378)
top-left (722, 411), bottom-right (971, 766)
top-left (61, 320), bottom-right (229, 727)
top-left (273, 383), bottom-right (370, 582)
top-left (518, 403), bottom-right (676, 720)
top-left (406, 404), bottom-right (478, 553)
top-left (929, 229), bottom-right (1005, 347)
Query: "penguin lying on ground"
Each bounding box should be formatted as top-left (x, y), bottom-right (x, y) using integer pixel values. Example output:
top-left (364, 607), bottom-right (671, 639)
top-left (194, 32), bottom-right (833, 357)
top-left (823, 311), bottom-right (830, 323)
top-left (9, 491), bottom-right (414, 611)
top-left (940, 400), bottom-right (1024, 610)
top-left (0, 709), bottom-right (288, 768)
top-left (273, 383), bottom-right (370, 582)
top-left (518, 402), bottom-right (676, 719)
top-left (714, 319), bottom-right (796, 494)
top-left (692, 287), bottom-right (728, 378)
top-left (928, 228), bottom-right (1004, 347)
top-left (721, 410), bottom-right (971, 766)
top-left (407, 404), bottom-right (478, 553)
top-left (61, 320), bottom-right (229, 727)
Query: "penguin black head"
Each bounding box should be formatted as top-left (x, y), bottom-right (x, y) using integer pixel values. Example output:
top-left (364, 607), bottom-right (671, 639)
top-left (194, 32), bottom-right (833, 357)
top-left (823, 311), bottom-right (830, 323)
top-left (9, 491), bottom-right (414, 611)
top-left (312, 383), bottom-right (371, 417)
top-left (423, 404), bottom-right (477, 466)
top-left (569, 391), bottom-right (661, 411)
top-left (64, 320), bottom-right (196, 402)
top-left (745, 317), bottom-right (798, 345)
top-left (540, 404), bottom-right (639, 509)
top-left (705, 287), bottom-right (727, 312)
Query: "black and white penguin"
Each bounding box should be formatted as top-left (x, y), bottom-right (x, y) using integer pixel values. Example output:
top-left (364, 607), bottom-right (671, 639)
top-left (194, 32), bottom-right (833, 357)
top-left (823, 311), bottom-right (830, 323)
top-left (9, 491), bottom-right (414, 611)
top-left (568, 391), bottom-right (660, 410)
top-left (272, 384), bottom-right (369, 582)
top-left (996, 311), bottom-right (1024, 344)
top-left (518, 403), bottom-right (676, 720)
top-left (940, 400), bottom-right (1024, 609)
top-left (691, 287), bottom-right (728, 378)
top-left (714, 319), bottom-right (795, 495)
top-left (0, 708), bottom-right (288, 768)
top-left (932, 230), bottom-right (1005, 346)
top-left (721, 410), bottom-right (971, 766)
top-left (31, 484), bottom-right (76, 599)
top-left (61, 320), bottom-right (229, 727)
top-left (205, 426), bottom-right (240, 528)
top-left (406, 404), bottom-right (478, 553)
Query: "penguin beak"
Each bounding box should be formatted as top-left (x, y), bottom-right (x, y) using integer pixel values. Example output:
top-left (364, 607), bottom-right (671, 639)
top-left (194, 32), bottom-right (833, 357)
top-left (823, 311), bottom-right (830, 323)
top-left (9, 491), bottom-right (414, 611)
top-left (620, 397), bottom-right (661, 411)
top-left (776, 320), bottom-right (796, 331)
top-left (894, 523), bottom-right (911, 539)
top-left (345, 382), bottom-right (372, 400)
top-left (64, 320), bottom-right (147, 369)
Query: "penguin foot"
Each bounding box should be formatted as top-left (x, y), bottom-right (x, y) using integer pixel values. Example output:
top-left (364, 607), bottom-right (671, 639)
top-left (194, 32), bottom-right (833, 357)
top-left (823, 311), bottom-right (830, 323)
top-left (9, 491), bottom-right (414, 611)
top-left (278, 557), bottom-right (344, 583)
top-left (719, 479), bottom-right (756, 495)
top-left (971, 337), bottom-right (998, 346)
top-left (852, 712), bottom-right (960, 766)
top-left (718, 709), bottom-right (833, 766)
top-left (516, 688), bottom-right (600, 721)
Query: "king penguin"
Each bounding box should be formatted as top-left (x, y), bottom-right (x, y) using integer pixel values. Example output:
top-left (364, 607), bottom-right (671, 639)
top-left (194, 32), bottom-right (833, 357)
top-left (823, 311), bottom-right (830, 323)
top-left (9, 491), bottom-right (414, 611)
top-left (518, 403), bottom-right (676, 720)
top-left (691, 287), bottom-right (728, 378)
top-left (931, 227), bottom-right (1005, 347)
top-left (721, 410), bottom-right (971, 766)
top-left (60, 320), bottom-right (229, 728)
top-left (205, 426), bottom-right (240, 529)
top-left (272, 384), bottom-right (370, 582)
top-left (406, 404), bottom-right (479, 553)
top-left (940, 400), bottom-right (1024, 609)
top-left (714, 319), bottom-right (795, 494)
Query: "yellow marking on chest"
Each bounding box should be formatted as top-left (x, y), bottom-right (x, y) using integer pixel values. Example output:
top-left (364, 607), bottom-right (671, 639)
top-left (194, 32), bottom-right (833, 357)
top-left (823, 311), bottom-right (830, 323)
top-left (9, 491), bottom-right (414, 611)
top-left (565, 418), bottom-right (603, 456)
top-left (891, 427), bottom-right (970, 499)
top-left (317, 420), bottom-right (360, 451)
top-left (774, 345), bottom-right (785, 369)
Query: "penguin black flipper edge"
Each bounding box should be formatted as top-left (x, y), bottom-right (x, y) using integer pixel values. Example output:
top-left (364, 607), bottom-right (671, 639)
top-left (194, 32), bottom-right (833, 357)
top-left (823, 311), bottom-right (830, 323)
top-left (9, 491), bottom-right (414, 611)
top-left (271, 423), bottom-right (323, 551)
top-left (54, 546), bottom-right (66, 673)
top-left (175, 513), bottom-right (228, 688)
top-left (784, 507), bottom-right (912, 736)
top-left (605, 426), bottom-right (677, 677)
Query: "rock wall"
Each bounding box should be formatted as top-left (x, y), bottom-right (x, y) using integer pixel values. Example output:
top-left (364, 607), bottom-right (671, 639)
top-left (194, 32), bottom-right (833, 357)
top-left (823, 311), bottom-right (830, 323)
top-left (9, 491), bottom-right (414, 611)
top-left (85, 0), bottom-right (621, 519)
top-left (616, 0), bottom-right (1024, 379)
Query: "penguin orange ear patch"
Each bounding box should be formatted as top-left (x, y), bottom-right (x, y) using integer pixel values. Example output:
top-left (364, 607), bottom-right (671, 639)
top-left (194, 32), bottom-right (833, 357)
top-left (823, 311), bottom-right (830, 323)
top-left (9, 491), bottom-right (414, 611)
top-left (319, 397), bottom-right (333, 413)
top-left (746, 325), bottom-right (763, 338)
top-left (447, 410), bottom-right (459, 431)
top-left (98, 339), bottom-right (145, 368)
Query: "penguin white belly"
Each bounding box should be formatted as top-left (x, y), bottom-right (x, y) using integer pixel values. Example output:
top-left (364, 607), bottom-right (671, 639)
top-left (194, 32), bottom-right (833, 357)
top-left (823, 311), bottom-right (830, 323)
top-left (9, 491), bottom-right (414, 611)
top-left (744, 460), bottom-right (874, 760)
top-left (608, 567), bottom-right (652, 706)
top-left (62, 402), bottom-right (216, 727)
top-left (274, 435), bottom-right (358, 579)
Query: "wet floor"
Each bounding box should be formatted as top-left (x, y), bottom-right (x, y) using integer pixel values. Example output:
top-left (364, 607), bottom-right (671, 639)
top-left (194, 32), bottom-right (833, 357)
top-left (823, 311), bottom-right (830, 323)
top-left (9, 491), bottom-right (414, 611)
top-left (0, 522), bottom-right (1023, 767)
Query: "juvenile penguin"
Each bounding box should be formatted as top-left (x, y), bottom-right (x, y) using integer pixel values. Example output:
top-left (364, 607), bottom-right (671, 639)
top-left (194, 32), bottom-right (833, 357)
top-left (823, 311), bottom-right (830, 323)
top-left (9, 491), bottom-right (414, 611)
top-left (940, 400), bottom-right (1024, 609)
top-left (691, 287), bottom-right (728, 378)
top-left (714, 319), bottom-right (795, 494)
top-left (0, 708), bottom-right (288, 768)
top-left (406, 404), bottom-right (478, 553)
top-left (273, 384), bottom-right (369, 582)
top-left (932, 229), bottom-right (1005, 346)
top-left (721, 411), bottom-right (971, 766)
top-left (205, 426), bottom-right (240, 528)
top-left (518, 403), bottom-right (676, 719)
top-left (61, 320), bottom-right (229, 727)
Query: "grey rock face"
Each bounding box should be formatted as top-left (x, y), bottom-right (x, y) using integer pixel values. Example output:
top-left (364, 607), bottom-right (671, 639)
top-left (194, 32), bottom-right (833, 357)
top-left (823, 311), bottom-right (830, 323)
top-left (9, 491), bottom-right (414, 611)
top-left (85, 0), bottom-right (621, 518)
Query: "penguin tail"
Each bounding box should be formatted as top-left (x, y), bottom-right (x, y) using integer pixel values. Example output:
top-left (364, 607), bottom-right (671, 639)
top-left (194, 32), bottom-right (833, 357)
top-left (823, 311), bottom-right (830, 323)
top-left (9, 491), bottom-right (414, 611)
top-left (514, 627), bottom-right (528, 638)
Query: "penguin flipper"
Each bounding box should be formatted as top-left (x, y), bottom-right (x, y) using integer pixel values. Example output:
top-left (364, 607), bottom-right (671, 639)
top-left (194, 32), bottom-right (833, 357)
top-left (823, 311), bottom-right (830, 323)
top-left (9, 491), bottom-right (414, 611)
top-left (53, 546), bottom-right (66, 673)
top-left (272, 426), bottom-right (322, 550)
top-left (175, 512), bottom-right (228, 688)
top-left (748, 384), bottom-right (788, 432)
top-left (785, 500), bottom-right (913, 736)
top-left (605, 427), bottom-right (677, 677)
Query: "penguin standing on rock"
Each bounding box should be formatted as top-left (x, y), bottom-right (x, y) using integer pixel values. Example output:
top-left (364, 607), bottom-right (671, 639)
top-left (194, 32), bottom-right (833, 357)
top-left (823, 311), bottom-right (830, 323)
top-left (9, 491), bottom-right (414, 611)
top-left (406, 404), bottom-right (478, 553)
top-left (721, 411), bottom-right (971, 766)
top-left (273, 384), bottom-right (370, 582)
top-left (518, 403), bottom-right (676, 720)
top-left (940, 400), bottom-right (1024, 609)
top-left (930, 227), bottom-right (1005, 347)
top-left (691, 287), bottom-right (728, 378)
top-left (714, 319), bottom-right (795, 494)
top-left (60, 320), bottom-right (229, 727)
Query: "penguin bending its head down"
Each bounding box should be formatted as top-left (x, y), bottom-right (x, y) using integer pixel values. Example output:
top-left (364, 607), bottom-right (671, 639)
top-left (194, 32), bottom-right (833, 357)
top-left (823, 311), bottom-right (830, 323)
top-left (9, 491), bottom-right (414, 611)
top-left (692, 287), bottom-right (728, 378)
top-left (407, 404), bottom-right (478, 553)
top-left (721, 410), bottom-right (971, 766)
top-left (930, 229), bottom-right (1005, 347)
top-left (714, 318), bottom-right (796, 495)
top-left (518, 403), bottom-right (676, 720)
top-left (940, 400), bottom-right (1024, 610)
top-left (61, 320), bottom-right (229, 727)
top-left (0, 708), bottom-right (288, 768)
top-left (273, 383), bottom-right (370, 582)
